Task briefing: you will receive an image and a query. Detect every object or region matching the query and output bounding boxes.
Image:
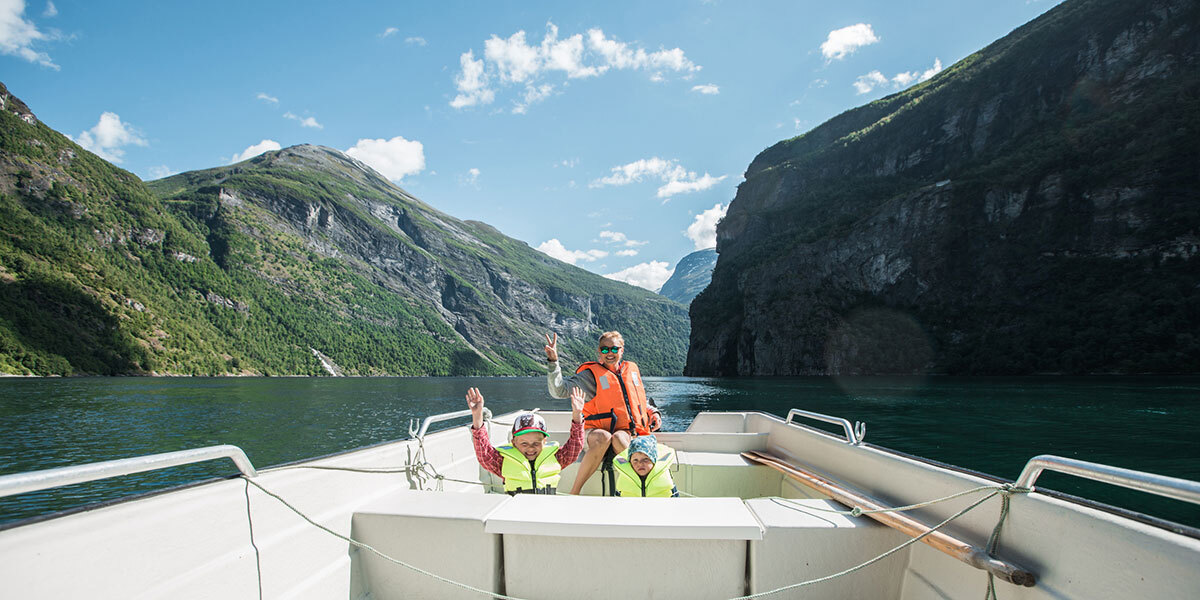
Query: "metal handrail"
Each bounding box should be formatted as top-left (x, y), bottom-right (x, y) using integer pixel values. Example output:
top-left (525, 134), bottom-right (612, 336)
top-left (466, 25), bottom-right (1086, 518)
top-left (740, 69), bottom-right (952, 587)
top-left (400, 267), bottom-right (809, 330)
top-left (785, 408), bottom-right (865, 444)
top-left (409, 408), bottom-right (490, 440)
top-left (0, 445), bottom-right (257, 500)
top-left (1016, 455), bottom-right (1200, 506)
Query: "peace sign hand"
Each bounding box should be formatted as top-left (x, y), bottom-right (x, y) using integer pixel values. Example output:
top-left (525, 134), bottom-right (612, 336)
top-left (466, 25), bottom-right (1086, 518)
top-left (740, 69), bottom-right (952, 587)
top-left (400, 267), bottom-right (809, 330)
top-left (544, 332), bottom-right (559, 362)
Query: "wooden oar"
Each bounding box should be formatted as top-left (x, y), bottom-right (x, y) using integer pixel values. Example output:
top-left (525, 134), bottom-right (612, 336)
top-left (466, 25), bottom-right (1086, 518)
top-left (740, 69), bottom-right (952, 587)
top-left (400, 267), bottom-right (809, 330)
top-left (742, 450), bottom-right (1036, 587)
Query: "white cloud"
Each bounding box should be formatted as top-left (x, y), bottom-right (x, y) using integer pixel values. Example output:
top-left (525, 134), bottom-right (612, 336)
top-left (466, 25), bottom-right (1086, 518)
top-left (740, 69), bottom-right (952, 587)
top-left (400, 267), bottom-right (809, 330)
top-left (536, 239), bottom-right (608, 265)
top-left (590, 157), bottom-right (727, 200)
top-left (686, 202), bottom-right (727, 250)
top-left (0, 0), bottom-right (59, 69)
top-left (692, 83), bottom-right (719, 95)
top-left (71, 112), bottom-right (147, 163)
top-left (920, 58), bottom-right (944, 81)
top-left (820, 23), bottom-right (879, 61)
top-left (557, 158), bottom-right (579, 168)
top-left (513, 83), bottom-right (555, 114)
top-left (42, 1), bottom-right (55, 18)
top-left (854, 58), bottom-right (943, 95)
top-left (853, 70), bottom-right (888, 94)
top-left (284, 111), bottom-right (323, 129)
top-left (344, 136), bottom-right (425, 182)
top-left (380, 27), bottom-right (398, 38)
top-left (450, 50), bottom-right (494, 108)
top-left (587, 28), bottom-right (698, 73)
top-left (230, 139), bottom-right (281, 163)
top-left (604, 261), bottom-right (673, 292)
top-left (146, 165), bottom-right (175, 180)
top-left (616, 249), bottom-right (638, 257)
top-left (657, 173), bottom-right (725, 198)
top-left (451, 22), bottom-right (699, 111)
top-left (464, 167), bottom-right (480, 186)
top-left (256, 92), bottom-right (279, 104)
top-left (485, 30), bottom-right (541, 83)
top-left (542, 25), bottom-right (599, 79)
top-left (599, 230), bottom-right (648, 247)
top-left (405, 36), bottom-right (427, 46)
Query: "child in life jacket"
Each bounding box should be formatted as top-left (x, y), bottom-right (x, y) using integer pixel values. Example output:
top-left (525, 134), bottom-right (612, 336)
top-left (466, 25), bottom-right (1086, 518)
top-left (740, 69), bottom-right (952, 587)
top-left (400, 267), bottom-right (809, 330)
top-left (613, 435), bottom-right (678, 498)
top-left (467, 386), bottom-right (585, 495)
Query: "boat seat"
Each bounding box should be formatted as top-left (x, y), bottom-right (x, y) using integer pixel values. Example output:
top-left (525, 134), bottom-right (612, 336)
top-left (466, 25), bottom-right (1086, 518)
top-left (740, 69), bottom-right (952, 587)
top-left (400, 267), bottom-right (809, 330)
top-left (350, 490), bottom-right (508, 600)
top-left (744, 497), bottom-right (911, 600)
top-left (487, 495), bottom-right (762, 598)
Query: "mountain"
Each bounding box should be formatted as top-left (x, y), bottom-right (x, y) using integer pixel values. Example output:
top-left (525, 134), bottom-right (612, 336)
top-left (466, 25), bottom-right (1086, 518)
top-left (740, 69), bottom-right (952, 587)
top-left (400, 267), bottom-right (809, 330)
top-left (658, 248), bottom-right (717, 305)
top-left (0, 84), bottom-right (688, 376)
top-left (687, 0), bottom-right (1200, 376)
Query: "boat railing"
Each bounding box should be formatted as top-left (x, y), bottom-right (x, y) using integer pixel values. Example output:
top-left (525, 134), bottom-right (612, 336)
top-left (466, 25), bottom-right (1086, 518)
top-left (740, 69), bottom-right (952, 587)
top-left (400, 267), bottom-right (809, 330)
top-left (1016, 454), bottom-right (1200, 505)
top-left (785, 408), bottom-right (866, 444)
top-left (0, 445), bottom-right (258, 500)
top-left (409, 407), bottom-right (491, 440)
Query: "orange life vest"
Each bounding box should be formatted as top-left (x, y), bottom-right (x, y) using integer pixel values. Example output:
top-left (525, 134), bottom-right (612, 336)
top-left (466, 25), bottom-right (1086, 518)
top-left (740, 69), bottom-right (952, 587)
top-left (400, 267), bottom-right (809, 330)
top-left (577, 361), bottom-right (651, 436)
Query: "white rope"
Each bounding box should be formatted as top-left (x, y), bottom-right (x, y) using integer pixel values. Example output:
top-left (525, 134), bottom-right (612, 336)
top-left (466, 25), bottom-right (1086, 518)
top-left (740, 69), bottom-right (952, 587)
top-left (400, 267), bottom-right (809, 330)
top-left (243, 476), bottom-right (529, 600)
top-left (730, 489), bottom-right (1005, 599)
top-left (240, 474), bottom-right (1016, 600)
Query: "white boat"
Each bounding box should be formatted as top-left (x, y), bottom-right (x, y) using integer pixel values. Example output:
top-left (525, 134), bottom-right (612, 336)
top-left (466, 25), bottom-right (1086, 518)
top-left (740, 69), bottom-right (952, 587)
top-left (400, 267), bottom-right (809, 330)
top-left (1, 407), bottom-right (1197, 599)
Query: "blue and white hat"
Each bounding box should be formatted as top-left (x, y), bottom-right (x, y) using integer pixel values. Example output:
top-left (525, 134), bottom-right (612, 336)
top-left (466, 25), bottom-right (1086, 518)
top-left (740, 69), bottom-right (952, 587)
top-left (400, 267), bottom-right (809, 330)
top-left (628, 435), bottom-right (658, 463)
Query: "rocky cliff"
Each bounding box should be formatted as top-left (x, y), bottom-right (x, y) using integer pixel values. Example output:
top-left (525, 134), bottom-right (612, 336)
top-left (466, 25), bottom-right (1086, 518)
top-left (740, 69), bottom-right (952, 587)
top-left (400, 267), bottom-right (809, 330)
top-left (0, 87), bottom-right (688, 376)
top-left (687, 0), bottom-right (1200, 376)
top-left (659, 248), bottom-right (717, 305)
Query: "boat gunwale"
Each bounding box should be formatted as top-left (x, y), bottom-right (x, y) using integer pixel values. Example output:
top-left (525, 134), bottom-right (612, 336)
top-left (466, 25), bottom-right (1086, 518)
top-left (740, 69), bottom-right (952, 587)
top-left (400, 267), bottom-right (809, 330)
top-left (2, 410), bottom-right (1197, 542)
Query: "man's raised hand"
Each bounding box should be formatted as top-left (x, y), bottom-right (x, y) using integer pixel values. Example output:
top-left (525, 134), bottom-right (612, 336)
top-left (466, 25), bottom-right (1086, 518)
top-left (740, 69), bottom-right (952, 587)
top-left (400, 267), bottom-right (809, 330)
top-left (544, 332), bottom-right (559, 362)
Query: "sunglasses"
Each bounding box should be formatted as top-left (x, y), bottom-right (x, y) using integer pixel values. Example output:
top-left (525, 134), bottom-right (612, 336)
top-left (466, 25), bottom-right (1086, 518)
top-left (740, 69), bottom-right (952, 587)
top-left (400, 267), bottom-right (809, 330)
top-left (599, 346), bottom-right (623, 354)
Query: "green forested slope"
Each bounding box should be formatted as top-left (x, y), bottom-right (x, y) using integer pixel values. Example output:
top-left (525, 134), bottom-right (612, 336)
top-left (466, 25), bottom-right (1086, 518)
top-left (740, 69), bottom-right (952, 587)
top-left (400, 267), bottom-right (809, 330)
top-left (0, 85), bottom-right (688, 376)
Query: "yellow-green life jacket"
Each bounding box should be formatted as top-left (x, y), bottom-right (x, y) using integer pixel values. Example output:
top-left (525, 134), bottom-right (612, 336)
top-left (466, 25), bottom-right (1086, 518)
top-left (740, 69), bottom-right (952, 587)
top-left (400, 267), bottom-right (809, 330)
top-left (497, 441), bottom-right (561, 494)
top-left (613, 443), bottom-right (677, 498)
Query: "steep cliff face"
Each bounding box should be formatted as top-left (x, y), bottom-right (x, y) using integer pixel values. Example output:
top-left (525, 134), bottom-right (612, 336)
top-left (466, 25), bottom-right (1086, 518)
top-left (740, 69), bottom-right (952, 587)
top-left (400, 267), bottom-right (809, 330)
top-left (659, 248), bottom-right (717, 305)
top-left (0, 86), bottom-right (687, 376)
top-left (688, 0), bottom-right (1200, 376)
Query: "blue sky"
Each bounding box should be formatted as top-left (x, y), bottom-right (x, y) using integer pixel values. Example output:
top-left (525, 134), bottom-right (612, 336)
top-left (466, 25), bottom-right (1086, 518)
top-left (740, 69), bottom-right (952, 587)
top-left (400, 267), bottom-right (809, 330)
top-left (1, 0), bottom-right (1062, 291)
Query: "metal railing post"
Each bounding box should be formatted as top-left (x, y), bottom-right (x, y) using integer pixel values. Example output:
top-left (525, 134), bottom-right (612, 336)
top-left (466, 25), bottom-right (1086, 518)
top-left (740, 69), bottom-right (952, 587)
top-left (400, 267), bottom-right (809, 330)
top-left (785, 408), bottom-right (865, 444)
top-left (1016, 455), bottom-right (1200, 505)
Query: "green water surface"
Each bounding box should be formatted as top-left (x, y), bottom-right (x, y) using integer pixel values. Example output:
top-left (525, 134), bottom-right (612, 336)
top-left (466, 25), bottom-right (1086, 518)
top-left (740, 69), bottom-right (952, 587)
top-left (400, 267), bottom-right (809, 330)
top-left (1, 376), bottom-right (1197, 528)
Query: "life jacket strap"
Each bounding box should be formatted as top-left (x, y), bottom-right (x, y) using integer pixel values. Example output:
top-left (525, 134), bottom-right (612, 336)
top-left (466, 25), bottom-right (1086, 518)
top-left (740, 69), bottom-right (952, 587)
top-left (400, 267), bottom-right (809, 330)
top-left (584, 410), bottom-right (617, 433)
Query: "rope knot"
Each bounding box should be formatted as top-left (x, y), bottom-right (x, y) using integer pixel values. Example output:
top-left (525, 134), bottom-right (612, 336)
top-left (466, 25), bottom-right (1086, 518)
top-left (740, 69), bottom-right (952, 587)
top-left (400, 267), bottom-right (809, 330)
top-left (999, 483), bottom-right (1032, 495)
top-left (850, 506), bottom-right (863, 517)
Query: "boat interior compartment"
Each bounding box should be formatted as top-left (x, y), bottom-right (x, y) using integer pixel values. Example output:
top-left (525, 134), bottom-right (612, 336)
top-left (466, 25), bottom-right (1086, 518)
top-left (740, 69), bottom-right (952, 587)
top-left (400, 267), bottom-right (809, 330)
top-left (348, 491), bottom-right (910, 600)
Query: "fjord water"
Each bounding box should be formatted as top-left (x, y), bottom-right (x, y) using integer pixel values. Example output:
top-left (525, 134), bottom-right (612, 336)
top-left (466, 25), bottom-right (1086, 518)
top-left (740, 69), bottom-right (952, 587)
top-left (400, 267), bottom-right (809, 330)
top-left (1, 376), bottom-right (1197, 528)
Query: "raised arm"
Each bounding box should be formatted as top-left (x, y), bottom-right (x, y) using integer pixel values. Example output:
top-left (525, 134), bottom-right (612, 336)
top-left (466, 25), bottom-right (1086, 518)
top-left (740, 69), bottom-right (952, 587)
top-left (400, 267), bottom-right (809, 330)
top-left (467, 387), bottom-right (486, 429)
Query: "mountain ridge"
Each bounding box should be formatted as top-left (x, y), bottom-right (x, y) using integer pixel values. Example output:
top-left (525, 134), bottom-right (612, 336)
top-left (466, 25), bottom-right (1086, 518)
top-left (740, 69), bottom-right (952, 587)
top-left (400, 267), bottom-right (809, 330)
top-left (658, 248), bottom-right (716, 305)
top-left (0, 91), bottom-right (689, 376)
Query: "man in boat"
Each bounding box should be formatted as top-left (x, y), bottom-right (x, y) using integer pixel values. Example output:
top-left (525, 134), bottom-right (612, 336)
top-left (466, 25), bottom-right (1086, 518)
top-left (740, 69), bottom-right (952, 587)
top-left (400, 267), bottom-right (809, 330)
top-left (544, 330), bottom-right (660, 495)
top-left (613, 435), bottom-right (678, 497)
top-left (466, 386), bottom-right (585, 495)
